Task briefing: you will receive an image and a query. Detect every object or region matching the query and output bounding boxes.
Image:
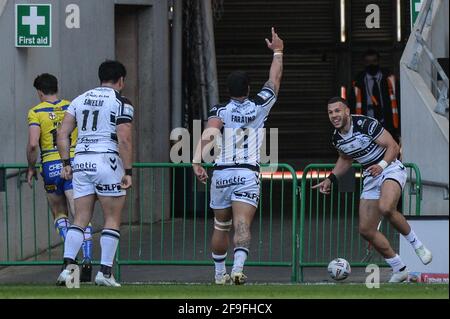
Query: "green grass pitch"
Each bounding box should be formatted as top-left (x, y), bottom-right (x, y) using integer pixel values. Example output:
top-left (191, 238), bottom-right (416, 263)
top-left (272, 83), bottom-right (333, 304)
top-left (0, 283), bottom-right (447, 299)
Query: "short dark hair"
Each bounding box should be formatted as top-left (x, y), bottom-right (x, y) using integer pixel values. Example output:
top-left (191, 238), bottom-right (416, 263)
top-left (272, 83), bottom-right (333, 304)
top-left (363, 49), bottom-right (380, 59)
top-left (327, 96), bottom-right (349, 108)
top-left (227, 71), bottom-right (249, 97)
top-left (33, 73), bottom-right (58, 95)
top-left (98, 60), bottom-right (127, 83)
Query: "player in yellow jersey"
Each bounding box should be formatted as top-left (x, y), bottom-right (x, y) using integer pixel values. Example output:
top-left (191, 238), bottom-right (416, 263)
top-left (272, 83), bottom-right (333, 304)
top-left (26, 73), bottom-right (93, 282)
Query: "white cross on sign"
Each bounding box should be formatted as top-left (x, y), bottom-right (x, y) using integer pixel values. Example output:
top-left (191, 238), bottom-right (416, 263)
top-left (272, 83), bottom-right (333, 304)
top-left (22, 6), bottom-right (45, 35)
top-left (415, 0), bottom-right (424, 12)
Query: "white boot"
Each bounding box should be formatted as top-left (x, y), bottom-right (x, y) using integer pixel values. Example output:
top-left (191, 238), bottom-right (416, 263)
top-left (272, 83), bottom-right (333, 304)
top-left (94, 272), bottom-right (121, 287)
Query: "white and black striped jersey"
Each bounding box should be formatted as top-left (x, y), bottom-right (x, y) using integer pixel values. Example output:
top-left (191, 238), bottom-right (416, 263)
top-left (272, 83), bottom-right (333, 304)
top-left (67, 87), bottom-right (134, 155)
top-left (332, 115), bottom-right (386, 169)
top-left (208, 86), bottom-right (277, 166)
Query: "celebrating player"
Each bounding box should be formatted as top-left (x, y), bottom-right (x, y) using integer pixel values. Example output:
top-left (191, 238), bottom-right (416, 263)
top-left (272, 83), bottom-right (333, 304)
top-left (313, 97), bottom-right (432, 282)
top-left (192, 27), bottom-right (284, 285)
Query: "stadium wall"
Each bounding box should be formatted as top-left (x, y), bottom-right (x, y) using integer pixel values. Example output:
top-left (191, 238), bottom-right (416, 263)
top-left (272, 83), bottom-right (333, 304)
top-left (400, 0), bottom-right (449, 215)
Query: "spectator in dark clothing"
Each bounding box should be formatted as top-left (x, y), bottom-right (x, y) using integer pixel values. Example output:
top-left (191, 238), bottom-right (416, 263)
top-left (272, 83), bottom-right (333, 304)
top-left (350, 49), bottom-right (400, 143)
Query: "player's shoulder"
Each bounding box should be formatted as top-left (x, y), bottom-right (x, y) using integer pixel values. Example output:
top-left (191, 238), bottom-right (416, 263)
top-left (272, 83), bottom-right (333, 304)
top-left (252, 86), bottom-right (276, 106)
top-left (69, 92), bottom-right (86, 106)
top-left (208, 103), bottom-right (228, 117)
top-left (352, 115), bottom-right (380, 134)
top-left (120, 95), bottom-right (134, 106)
top-left (331, 128), bottom-right (341, 143)
top-left (28, 101), bottom-right (48, 113)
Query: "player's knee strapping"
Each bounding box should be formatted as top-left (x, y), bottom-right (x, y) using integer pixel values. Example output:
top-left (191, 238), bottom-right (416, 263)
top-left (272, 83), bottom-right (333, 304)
top-left (214, 218), bottom-right (232, 232)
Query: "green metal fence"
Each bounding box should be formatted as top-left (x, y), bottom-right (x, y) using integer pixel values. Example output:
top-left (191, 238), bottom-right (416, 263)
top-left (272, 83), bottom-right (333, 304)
top-left (0, 162), bottom-right (422, 283)
top-left (0, 163), bottom-right (300, 281)
top-left (298, 163), bottom-right (422, 282)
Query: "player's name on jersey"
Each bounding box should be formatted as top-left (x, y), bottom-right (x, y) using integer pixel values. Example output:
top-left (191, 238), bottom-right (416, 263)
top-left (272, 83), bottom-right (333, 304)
top-left (231, 115), bottom-right (256, 123)
top-left (84, 99), bottom-right (104, 107)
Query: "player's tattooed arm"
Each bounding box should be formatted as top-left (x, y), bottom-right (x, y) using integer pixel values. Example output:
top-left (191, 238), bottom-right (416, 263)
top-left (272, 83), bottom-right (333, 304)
top-left (263, 80), bottom-right (276, 92)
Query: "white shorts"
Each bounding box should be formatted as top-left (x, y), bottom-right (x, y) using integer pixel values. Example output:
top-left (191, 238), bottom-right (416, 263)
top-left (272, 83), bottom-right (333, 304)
top-left (72, 153), bottom-right (126, 199)
top-left (210, 168), bottom-right (260, 209)
top-left (360, 159), bottom-right (407, 200)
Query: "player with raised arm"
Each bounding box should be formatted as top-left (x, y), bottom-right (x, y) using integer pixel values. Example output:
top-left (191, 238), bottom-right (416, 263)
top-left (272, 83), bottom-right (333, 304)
top-left (56, 60), bottom-right (133, 287)
top-left (192, 27), bottom-right (283, 285)
top-left (313, 97), bottom-right (432, 283)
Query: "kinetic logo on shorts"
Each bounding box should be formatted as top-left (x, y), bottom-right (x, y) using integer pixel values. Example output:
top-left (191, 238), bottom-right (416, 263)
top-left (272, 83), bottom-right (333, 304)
top-left (216, 176), bottom-right (246, 189)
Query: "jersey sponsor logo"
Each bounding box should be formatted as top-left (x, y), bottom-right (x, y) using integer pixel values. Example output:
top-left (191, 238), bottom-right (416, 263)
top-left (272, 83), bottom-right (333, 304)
top-left (95, 183), bottom-right (122, 193)
top-left (233, 191), bottom-right (259, 203)
top-left (215, 176), bottom-right (247, 189)
top-left (73, 161), bottom-right (97, 172)
top-left (337, 142), bottom-right (354, 154)
top-left (79, 137), bottom-right (99, 144)
top-left (368, 121), bottom-right (378, 135)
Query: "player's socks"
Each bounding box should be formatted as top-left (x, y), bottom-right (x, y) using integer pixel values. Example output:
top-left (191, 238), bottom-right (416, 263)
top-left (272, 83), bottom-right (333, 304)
top-left (100, 264), bottom-right (113, 277)
top-left (63, 225), bottom-right (85, 261)
top-left (81, 224), bottom-right (93, 261)
top-left (385, 254), bottom-right (406, 273)
top-left (212, 252), bottom-right (227, 277)
top-left (403, 229), bottom-right (423, 250)
top-left (231, 247), bottom-right (249, 274)
top-left (100, 228), bottom-right (120, 272)
top-left (54, 216), bottom-right (70, 241)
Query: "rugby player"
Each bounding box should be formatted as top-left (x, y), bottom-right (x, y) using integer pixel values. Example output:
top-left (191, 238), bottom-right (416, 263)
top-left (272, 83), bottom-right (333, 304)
top-left (27, 73), bottom-right (93, 281)
top-left (193, 27), bottom-right (284, 285)
top-left (313, 97), bottom-right (432, 282)
top-left (56, 61), bottom-right (133, 287)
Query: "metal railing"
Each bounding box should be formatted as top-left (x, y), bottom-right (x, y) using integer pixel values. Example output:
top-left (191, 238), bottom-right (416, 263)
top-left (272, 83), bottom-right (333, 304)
top-left (407, 0), bottom-right (449, 117)
top-left (115, 163), bottom-right (299, 282)
top-left (1, 162), bottom-right (423, 283)
top-left (297, 163), bottom-right (422, 282)
top-left (0, 163), bottom-right (300, 282)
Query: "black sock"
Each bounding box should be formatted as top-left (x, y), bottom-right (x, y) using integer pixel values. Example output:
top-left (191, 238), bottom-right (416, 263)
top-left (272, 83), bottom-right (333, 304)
top-left (61, 258), bottom-right (77, 271)
top-left (100, 264), bottom-right (112, 277)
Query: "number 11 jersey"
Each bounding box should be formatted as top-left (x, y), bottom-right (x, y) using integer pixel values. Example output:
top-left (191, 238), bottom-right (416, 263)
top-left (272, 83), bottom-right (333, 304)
top-left (67, 87), bottom-right (134, 155)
